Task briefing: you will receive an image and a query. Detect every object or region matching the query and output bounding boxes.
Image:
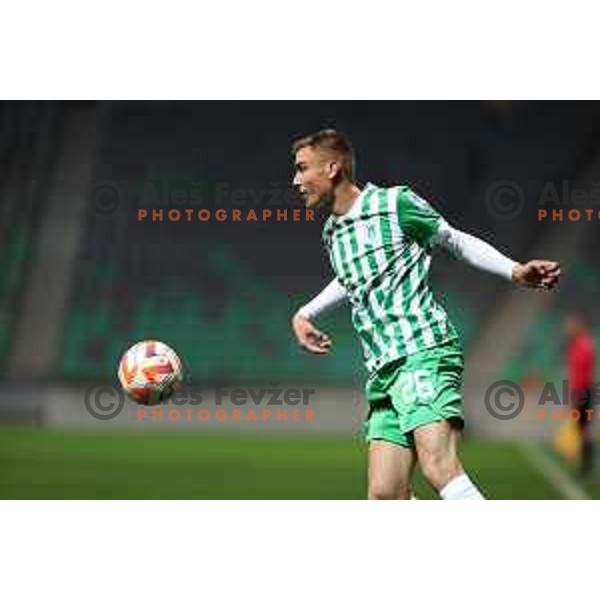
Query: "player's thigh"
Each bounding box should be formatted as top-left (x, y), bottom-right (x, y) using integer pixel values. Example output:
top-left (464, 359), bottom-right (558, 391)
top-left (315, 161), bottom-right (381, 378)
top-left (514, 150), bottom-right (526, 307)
top-left (368, 440), bottom-right (417, 500)
top-left (413, 419), bottom-right (463, 478)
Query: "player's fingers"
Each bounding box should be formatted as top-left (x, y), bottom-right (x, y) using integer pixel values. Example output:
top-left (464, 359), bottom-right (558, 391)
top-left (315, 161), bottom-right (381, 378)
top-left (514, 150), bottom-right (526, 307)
top-left (311, 329), bottom-right (331, 344)
top-left (307, 326), bottom-right (325, 338)
top-left (548, 266), bottom-right (561, 277)
top-left (540, 275), bottom-right (559, 289)
top-left (542, 269), bottom-right (561, 283)
top-left (299, 332), bottom-right (331, 354)
top-left (542, 271), bottom-right (560, 282)
top-left (301, 342), bottom-right (330, 354)
top-left (538, 260), bottom-right (560, 274)
top-left (543, 265), bottom-right (559, 275)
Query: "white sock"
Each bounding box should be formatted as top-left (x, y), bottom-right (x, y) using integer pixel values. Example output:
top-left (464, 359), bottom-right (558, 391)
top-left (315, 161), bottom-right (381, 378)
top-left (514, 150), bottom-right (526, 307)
top-left (440, 474), bottom-right (485, 500)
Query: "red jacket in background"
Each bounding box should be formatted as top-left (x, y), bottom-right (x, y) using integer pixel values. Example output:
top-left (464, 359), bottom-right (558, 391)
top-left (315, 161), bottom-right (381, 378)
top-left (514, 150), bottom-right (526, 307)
top-left (567, 332), bottom-right (595, 392)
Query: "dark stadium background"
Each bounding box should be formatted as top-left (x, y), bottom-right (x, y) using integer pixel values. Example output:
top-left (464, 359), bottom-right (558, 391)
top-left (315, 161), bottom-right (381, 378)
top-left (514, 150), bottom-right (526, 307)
top-left (1, 100), bottom-right (599, 499)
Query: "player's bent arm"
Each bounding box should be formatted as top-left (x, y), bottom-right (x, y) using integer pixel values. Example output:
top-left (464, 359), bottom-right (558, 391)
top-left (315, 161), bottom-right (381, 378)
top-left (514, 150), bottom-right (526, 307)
top-left (432, 221), bottom-right (516, 281)
top-left (295, 278), bottom-right (348, 320)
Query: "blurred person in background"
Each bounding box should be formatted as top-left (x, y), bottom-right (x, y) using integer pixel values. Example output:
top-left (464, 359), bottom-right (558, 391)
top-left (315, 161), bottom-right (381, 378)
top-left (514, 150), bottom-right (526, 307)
top-left (565, 313), bottom-right (596, 477)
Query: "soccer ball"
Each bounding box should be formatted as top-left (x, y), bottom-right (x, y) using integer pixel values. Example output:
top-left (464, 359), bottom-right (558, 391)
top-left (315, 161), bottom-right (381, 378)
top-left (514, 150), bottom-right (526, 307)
top-left (117, 340), bottom-right (183, 405)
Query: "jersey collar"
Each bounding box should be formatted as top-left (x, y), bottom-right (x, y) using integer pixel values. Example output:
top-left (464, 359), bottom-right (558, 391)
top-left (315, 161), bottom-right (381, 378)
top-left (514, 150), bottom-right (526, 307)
top-left (332, 182), bottom-right (377, 221)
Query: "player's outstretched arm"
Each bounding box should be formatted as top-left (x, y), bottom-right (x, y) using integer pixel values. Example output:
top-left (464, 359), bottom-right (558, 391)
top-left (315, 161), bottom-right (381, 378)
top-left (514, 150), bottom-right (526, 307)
top-left (291, 278), bottom-right (348, 354)
top-left (433, 221), bottom-right (561, 290)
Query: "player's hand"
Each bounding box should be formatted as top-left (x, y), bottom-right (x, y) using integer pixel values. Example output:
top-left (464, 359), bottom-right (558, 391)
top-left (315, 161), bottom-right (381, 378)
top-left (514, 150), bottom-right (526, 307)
top-left (512, 260), bottom-right (561, 289)
top-left (291, 313), bottom-right (332, 354)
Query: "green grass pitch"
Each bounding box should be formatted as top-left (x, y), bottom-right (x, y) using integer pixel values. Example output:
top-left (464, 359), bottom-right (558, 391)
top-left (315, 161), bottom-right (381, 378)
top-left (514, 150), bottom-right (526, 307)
top-left (0, 426), bottom-right (578, 499)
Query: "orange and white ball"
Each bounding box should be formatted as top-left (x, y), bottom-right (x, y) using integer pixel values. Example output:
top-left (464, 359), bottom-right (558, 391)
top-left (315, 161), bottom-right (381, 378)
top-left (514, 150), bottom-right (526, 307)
top-left (117, 340), bottom-right (183, 405)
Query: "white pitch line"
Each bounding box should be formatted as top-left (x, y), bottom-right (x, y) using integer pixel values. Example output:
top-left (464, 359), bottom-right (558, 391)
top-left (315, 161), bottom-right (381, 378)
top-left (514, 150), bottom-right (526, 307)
top-left (519, 440), bottom-right (590, 500)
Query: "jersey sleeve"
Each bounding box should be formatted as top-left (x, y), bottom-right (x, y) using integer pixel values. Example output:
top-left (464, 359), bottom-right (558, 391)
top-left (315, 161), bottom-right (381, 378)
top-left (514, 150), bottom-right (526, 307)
top-left (396, 187), bottom-right (444, 246)
top-left (433, 221), bottom-right (516, 281)
top-left (296, 278), bottom-right (348, 320)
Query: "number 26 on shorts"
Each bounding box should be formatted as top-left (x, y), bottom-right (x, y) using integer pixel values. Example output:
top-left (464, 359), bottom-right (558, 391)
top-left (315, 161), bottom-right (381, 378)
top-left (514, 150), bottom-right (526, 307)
top-left (396, 369), bottom-right (434, 405)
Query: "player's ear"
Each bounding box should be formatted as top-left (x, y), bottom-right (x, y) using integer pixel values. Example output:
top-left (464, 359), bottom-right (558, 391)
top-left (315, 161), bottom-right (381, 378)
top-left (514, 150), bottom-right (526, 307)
top-left (326, 159), bottom-right (341, 180)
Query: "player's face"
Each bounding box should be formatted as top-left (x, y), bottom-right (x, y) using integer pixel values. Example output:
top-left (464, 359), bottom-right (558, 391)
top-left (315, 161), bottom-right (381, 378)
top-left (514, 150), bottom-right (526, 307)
top-left (293, 146), bottom-right (336, 209)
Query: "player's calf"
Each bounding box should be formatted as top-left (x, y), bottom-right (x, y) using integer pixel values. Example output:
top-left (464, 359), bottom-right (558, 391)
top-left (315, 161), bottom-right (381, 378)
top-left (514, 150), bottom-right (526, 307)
top-left (417, 449), bottom-right (464, 492)
top-left (414, 420), bottom-right (485, 500)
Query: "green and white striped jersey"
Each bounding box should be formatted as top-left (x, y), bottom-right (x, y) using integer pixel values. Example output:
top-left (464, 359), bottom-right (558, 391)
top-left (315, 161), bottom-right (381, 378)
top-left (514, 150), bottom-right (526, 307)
top-left (322, 183), bottom-right (459, 374)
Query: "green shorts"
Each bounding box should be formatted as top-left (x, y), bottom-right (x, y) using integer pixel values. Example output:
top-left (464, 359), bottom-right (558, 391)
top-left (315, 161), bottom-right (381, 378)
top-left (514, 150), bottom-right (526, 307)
top-left (364, 340), bottom-right (464, 448)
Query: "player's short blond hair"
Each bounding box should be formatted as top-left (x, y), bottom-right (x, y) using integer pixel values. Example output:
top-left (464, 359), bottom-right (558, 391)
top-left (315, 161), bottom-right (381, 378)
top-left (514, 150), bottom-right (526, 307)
top-left (291, 129), bottom-right (355, 181)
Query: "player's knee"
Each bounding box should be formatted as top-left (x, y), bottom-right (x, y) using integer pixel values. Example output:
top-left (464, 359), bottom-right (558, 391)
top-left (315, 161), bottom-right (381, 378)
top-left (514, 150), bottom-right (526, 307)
top-left (368, 483), bottom-right (395, 500)
top-left (368, 482), bottom-right (411, 500)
